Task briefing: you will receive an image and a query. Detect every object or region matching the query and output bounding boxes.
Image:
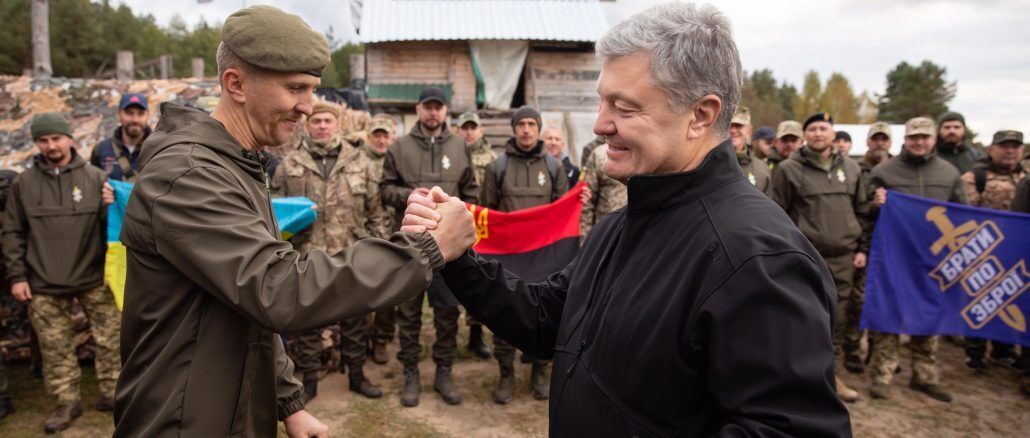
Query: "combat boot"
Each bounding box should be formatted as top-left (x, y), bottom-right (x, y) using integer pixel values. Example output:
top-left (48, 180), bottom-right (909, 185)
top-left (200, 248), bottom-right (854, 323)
top-left (96, 395), bottom-right (115, 412)
top-left (0, 396), bottom-right (15, 421)
top-left (909, 381), bottom-right (952, 402)
top-left (467, 325), bottom-right (492, 359)
top-left (371, 342), bottom-right (389, 365)
top-left (869, 382), bottom-right (890, 400)
top-left (44, 402), bottom-right (82, 434)
top-left (531, 362), bottom-right (550, 400)
top-left (844, 352), bottom-right (865, 374)
top-left (400, 367), bottom-right (420, 407)
top-left (835, 376), bottom-right (859, 403)
top-left (348, 369), bottom-right (383, 399)
top-left (492, 366), bottom-right (515, 405)
top-left (433, 365), bottom-right (463, 405)
top-left (302, 371), bottom-right (319, 403)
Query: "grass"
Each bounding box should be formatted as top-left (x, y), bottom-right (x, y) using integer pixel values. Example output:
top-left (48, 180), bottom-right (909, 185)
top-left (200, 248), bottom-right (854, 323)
top-left (0, 361), bottom-right (115, 437)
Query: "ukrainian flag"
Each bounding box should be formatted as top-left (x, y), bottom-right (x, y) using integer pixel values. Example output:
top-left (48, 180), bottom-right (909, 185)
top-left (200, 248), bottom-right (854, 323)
top-left (105, 180), bottom-right (317, 310)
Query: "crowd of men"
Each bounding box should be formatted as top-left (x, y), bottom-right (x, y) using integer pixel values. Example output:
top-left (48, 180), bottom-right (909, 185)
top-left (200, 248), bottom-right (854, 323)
top-left (0, 62), bottom-right (1027, 436)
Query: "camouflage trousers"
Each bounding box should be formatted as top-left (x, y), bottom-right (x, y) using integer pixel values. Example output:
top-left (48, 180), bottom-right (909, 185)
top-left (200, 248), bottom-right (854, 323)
top-left (28, 285), bottom-right (121, 404)
top-left (869, 332), bottom-right (940, 386)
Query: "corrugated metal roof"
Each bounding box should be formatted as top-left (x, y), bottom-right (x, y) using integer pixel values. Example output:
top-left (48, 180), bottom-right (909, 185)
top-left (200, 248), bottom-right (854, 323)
top-left (359, 0), bottom-right (609, 44)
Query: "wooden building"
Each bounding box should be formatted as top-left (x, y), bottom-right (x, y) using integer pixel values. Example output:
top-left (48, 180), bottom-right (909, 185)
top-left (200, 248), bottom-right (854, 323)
top-left (357, 0), bottom-right (611, 159)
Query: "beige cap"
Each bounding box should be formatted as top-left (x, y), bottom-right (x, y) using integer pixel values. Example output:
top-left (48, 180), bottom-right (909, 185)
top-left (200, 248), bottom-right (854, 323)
top-left (905, 117), bottom-right (935, 137)
top-left (369, 116), bottom-right (394, 134)
top-left (867, 121), bottom-right (892, 140)
top-left (776, 120), bottom-right (803, 139)
top-left (731, 106), bottom-right (751, 126)
top-left (311, 101), bottom-right (341, 119)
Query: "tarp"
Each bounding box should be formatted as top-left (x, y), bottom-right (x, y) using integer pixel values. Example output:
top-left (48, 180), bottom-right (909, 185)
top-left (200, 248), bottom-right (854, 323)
top-left (469, 40), bottom-right (529, 110)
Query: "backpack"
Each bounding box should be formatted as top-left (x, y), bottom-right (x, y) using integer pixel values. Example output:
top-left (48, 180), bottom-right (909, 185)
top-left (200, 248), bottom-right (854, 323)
top-left (493, 153), bottom-right (562, 201)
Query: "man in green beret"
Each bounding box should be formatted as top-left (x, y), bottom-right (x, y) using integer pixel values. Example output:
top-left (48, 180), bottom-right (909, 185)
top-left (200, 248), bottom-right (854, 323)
top-left (113, 6), bottom-right (476, 437)
top-left (4, 113), bottom-right (120, 433)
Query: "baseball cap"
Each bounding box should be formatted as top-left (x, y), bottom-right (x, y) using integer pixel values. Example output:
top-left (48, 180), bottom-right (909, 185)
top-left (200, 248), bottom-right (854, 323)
top-left (991, 130), bottom-right (1024, 146)
top-left (834, 131), bottom-right (852, 142)
top-left (418, 87), bottom-right (448, 105)
top-left (731, 106), bottom-right (751, 126)
top-left (458, 111), bottom-right (481, 127)
top-left (119, 93), bottom-right (148, 111)
top-left (753, 127), bottom-right (775, 141)
top-left (867, 122), bottom-right (891, 140)
top-left (777, 120), bottom-right (803, 139)
top-left (905, 117), bottom-right (935, 137)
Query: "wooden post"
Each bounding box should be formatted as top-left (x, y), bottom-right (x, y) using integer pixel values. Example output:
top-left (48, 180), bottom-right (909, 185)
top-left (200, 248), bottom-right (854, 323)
top-left (31, 0), bottom-right (52, 78)
top-left (116, 51), bottom-right (134, 81)
top-left (349, 53), bottom-right (365, 83)
top-left (159, 55), bottom-right (172, 79)
top-left (192, 58), bottom-right (205, 79)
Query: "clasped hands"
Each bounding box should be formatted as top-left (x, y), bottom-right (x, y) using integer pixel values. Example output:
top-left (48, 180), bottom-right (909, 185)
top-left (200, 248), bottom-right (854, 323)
top-left (402, 187), bottom-right (477, 262)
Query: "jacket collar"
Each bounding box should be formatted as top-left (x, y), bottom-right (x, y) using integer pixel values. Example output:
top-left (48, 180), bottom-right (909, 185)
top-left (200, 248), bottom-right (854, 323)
top-left (626, 139), bottom-right (741, 213)
top-left (900, 147), bottom-right (937, 166)
top-left (505, 138), bottom-right (545, 158)
top-left (33, 149), bottom-right (86, 176)
top-left (407, 121), bottom-right (452, 147)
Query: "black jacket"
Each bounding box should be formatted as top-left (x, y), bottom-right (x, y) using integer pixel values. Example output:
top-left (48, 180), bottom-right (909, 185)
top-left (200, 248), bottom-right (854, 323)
top-left (441, 141), bottom-right (851, 437)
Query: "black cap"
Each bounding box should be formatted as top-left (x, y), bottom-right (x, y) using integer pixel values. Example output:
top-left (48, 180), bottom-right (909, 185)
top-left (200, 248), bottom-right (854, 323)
top-left (803, 112), bottom-right (833, 131)
top-left (753, 127), bottom-right (775, 141)
top-left (418, 86), bottom-right (448, 105)
top-left (834, 131), bottom-right (852, 142)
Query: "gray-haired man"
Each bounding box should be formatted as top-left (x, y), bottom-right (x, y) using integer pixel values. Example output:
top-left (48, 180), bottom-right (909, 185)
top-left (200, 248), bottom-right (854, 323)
top-left (402, 2), bottom-right (850, 435)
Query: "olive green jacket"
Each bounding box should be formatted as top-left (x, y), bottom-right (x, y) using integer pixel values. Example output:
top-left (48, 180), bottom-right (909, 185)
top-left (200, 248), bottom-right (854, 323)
top-left (380, 122), bottom-right (479, 227)
top-left (114, 103), bottom-right (442, 437)
top-left (738, 146), bottom-right (773, 197)
top-left (2, 152), bottom-right (107, 294)
top-left (481, 139), bottom-right (569, 212)
top-left (771, 148), bottom-right (872, 256)
top-left (867, 149), bottom-right (966, 204)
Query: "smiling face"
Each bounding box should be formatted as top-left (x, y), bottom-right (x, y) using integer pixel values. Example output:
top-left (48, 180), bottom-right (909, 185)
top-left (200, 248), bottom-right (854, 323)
top-left (542, 127), bottom-right (564, 158)
top-left (594, 53), bottom-right (718, 183)
top-left (306, 112), bottom-right (339, 142)
top-left (728, 123), bottom-right (751, 152)
top-left (989, 141), bottom-right (1024, 170)
top-left (904, 133), bottom-right (935, 157)
top-left (239, 70), bottom-right (320, 147)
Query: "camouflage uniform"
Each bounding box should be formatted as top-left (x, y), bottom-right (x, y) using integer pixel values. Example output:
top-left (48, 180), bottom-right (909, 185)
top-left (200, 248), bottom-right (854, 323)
top-left (580, 145), bottom-right (627, 238)
top-left (271, 135), bottom-right (389, 377)
top-left (469, 137), bottom-right (497, 187)
top-left (580, 135), bottom-right (606, 170)
top-left (29, 285), bottom-right (121, 404)
top-left (869, 333), bottom-right (940, 386)
top-left (362, 143), bottom-right (397, 348)
top-left (961, 157), bottom-right (1026, 364)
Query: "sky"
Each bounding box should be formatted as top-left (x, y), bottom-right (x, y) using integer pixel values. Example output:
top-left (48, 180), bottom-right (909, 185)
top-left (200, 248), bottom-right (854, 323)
top-left (118, 0), bottom-right (1030, 143)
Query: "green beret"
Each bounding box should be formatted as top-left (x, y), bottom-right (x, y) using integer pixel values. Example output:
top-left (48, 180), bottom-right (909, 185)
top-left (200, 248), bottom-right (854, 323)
top-left (31, 113), bottom-right (73, 140)
top-left (221, 5), bottom-right (331, 77)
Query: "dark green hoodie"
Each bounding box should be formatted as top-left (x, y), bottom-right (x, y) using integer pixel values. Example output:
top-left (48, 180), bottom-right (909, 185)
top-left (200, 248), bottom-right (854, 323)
top-left (115, 103), bottom-right (443, 437)
top-left (2, 151), bottom-right (107, 294)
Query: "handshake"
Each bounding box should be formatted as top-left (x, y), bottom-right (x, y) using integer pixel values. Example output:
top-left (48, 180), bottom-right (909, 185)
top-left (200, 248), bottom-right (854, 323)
top-left (402, 187), bottom-right (478, 262)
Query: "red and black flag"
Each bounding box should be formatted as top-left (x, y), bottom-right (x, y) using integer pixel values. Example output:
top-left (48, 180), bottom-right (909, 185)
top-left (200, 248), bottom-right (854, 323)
top-left (470, 182), bottom-right (585, 282)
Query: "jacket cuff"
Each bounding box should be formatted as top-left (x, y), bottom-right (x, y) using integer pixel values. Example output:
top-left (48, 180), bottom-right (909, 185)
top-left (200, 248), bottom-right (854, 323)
top-left (414, 231), bottom-right (446, 272)
top-left (8, 276), bottom-right (25, 287)
top-left (276, 390), bottom-right (305, 421)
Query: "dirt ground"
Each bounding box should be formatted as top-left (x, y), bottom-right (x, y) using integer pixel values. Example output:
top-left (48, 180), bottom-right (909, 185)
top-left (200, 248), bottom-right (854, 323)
top-left (0, 325), bottom-right (1026, 437)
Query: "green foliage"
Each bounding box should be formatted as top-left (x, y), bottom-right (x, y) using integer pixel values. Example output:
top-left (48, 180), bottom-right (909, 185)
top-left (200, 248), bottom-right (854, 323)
top-left (321, 43), bottom-right (364, 89)
top-left (794, 70), bottom-right (823, 121)
top-left (740, 69), bottom-right (800, 128)
top-left (821, 73), bottom-right (859, 123)
top-left (0, 0), bottom-right (221, 78)
top-left (876, 60), bottom-right (956, 123)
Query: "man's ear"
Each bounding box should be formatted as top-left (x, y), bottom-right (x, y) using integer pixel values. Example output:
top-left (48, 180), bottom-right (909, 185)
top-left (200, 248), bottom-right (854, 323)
top-left (222, 68), bottom-right (248, 104)
top-left (686, 95), bottom-right (722, 140)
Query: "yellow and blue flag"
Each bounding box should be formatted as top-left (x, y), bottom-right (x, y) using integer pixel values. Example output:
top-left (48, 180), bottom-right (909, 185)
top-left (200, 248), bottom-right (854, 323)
top-left (105, 180), bottom-right (316, 309)
top-left (862, 190), bottom-right (1030, 345)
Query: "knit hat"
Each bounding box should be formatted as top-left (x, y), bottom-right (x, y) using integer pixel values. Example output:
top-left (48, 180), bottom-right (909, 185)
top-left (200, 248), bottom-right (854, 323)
top-left (511, 105), bottom-right (542, 129)
top-left (937, 112), bottom-right (965, 127)
top-left (30, 113), bottom-right (73, 140)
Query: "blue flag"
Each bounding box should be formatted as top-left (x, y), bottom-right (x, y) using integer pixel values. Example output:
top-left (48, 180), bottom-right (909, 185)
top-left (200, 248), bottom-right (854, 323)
top-left (863, 190), bottom-right (1030, 346)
